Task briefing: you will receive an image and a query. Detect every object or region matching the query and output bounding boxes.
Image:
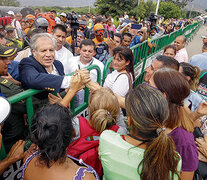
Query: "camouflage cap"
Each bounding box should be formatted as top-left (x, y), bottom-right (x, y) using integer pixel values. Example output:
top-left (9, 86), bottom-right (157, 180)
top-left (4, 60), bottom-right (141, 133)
top-left (5, 25), bottom-right (14, 32)
top-left (0, 45), bottom-right (17, 57)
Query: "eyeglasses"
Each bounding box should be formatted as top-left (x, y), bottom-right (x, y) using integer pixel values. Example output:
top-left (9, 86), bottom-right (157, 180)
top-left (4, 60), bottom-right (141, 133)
top-left (95, 29), bottom-right (105, 36)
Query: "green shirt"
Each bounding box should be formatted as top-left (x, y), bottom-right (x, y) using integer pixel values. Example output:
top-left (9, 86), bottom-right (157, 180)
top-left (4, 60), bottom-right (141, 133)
top-left (99, 130), bottom-right (181, 180)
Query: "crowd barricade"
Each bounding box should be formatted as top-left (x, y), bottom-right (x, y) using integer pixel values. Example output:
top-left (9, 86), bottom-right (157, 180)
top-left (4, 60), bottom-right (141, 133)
top-left (0, 65), bottom-right (101, 160)
top-left (0, 21), bottom-right (202, 160)
top-left (102, 21), bottom-right (202, 87)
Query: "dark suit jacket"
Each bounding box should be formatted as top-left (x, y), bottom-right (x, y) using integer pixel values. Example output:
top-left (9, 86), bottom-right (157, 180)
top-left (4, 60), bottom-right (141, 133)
top-left (19, 55), bottom-right (65, 93)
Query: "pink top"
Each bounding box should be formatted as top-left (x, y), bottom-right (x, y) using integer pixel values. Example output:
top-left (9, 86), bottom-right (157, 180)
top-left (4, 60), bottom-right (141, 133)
top-left (104, 24), bottom-right (116, 37)
top-left (174, 48), bottom-right (188, 63)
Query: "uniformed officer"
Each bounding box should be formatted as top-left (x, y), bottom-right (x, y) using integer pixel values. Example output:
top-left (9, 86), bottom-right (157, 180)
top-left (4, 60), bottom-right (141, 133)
top-left (5, 25), bottom-right (23, 49)
top-left (0, 46), bottom-right (27, 153)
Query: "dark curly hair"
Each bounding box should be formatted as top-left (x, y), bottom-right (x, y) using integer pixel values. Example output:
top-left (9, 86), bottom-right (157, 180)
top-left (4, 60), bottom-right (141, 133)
top-left (31, 104), bottom-right (73, 167)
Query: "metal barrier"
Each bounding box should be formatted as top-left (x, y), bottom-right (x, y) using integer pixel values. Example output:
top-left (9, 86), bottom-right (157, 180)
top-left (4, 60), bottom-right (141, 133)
top-left (0, 65), bottom-right (101, 160)
top-left (102, 21), bottom-right (202, 86)
top-left (0, 21), bottom-right (202, 160)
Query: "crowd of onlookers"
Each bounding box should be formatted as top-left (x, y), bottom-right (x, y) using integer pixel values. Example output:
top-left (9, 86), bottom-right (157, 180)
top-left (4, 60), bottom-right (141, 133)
top-left (0, 8), bottom-right (207, 180)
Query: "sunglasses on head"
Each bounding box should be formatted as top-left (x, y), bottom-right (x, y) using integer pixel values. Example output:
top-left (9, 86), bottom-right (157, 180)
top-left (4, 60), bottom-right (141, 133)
top-left (95, 29), bottom-right (105, 35)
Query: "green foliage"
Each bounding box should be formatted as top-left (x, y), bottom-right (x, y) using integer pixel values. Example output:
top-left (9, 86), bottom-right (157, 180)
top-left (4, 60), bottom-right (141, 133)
top-left (33, 6), bottom-right (96, 15)
top-left (113, 18), bottom-right (119, 28)
top-left (186, 10), bottom-right (201, 18)
top-left (144, 0), bottom-right (156, 17)
top-left (158, 2), bottom-right (181, 19)
top-left (95, 0), bottom-right (137, 18)
top-left (205, 9), bottom-right (207, 12)
top-left (136, 1), bottom-right (146, 18)
top-left (161, 0), bottom-right (193, 8)
top-left (95, 0), bottom-right (156, 19)
top-left (181, 10), bottom-right (187, 19)
top-left (0, 0), bottom-right (19, 6)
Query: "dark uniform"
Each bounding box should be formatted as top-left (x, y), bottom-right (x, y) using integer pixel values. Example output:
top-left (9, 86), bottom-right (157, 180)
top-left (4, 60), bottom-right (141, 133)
top-left (0, 46), bottom-right (27, 153)
top-left (0, 77), bottom-right (27, 153)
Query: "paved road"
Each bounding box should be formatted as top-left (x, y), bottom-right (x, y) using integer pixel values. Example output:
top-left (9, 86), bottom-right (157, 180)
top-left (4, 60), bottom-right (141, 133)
top-left (186, 25), bottom-right (207, 59)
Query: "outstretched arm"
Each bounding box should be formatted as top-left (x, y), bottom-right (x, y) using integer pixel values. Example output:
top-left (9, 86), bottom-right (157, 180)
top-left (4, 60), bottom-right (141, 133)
top-left (0, 140), bottom-right (25, 175)
top-left (187, 101), bottom-right (207, 121)
top-left (60, 70), bottom-right (90, 107)
top-left (86, 81), bottom-right (126, 109)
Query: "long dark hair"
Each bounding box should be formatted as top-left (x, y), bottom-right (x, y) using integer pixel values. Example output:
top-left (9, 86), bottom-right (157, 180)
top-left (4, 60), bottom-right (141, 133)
top-left (126, 84), bottom-right (180, 180)
top-left (153, 68), bottom-right (194, 132)
top-left (113, 47), bottom-right (135, 80)
top-left (31, 104), bottom-right (73, 167)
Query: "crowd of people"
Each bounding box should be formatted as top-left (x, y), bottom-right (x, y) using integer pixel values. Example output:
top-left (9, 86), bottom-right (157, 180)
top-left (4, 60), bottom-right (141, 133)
top-left (0, 8), bottom-right (207, 180)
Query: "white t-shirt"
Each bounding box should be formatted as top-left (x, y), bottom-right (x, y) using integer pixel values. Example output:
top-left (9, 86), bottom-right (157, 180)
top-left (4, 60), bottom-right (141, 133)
top-left (68, 56), bottom-right (104, 106)
top-left (103, 70), bottom-right (132, 97)
top-left (55, 46), bottom-right (73, 75)
top-left (55, 17), bottom-right (61, 24)
top-left (174, 48), bottom-right (188, 63)
top-left (68, 56), bottom-right (104, 81)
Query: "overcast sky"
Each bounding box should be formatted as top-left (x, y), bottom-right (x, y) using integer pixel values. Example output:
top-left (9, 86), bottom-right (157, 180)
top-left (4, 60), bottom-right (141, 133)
top-left (18, 0), bottom-right (96, 7)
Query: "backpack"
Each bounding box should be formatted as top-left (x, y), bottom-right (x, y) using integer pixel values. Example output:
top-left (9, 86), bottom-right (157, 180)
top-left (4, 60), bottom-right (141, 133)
top-left (67, 116), bottom-right (119, 177)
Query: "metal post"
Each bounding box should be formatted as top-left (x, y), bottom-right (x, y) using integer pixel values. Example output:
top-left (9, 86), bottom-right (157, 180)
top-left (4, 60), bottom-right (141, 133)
top-left (155, 0), bottom-right (160, 15)
top-left (89, 0), bottom-right (91, 13)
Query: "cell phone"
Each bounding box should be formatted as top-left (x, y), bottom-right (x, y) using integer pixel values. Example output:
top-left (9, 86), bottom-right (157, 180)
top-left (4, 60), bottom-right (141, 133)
top-left (131, 24), bottom-right (142, 30)
top-left (108, 30), bottom-right (114, 39)
top-left (193, 127), bottom-right (204, 139)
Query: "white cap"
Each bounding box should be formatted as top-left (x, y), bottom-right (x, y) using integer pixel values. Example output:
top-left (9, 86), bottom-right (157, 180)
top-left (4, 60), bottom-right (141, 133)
top-left (7, 11), bottom-right (15, 16)
top-left (201, 35), bottom-right (207, 39)
top-left (0, 97), bottom-right (11, 125)
top-left (60, 12), bottom-right (67, 17)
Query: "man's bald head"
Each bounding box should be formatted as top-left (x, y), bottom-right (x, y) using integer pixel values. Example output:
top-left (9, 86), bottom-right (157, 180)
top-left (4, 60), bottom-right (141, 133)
top-left (174, 35), bottom-right (186, 51)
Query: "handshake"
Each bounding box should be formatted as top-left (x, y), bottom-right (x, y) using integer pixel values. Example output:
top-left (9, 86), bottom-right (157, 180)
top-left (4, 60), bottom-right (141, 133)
top-left (70, 69), bottom-right (91, 91)
top-left (48, 69), bottom-right (101, 106)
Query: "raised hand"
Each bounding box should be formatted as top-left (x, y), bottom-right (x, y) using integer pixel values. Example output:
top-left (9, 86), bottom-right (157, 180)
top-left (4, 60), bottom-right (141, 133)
top-left (48, 93), bottom-right (62, 104)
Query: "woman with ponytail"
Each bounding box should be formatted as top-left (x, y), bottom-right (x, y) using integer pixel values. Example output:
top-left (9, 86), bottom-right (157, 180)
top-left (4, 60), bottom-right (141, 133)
top-left (179, 62), bottom-right (204, 111)
top-left (150, 68), bottom-right (198, 180)
top-left (99, 83), bottom-right (181, 180)
top-left (67, 87), bottom-right (127, 177)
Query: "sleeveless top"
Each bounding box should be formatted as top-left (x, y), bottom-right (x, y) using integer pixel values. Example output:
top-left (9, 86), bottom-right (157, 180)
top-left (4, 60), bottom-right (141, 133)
top-left (21, 151), bottom-right (99, 180)
top-left (99, 130), bottom-right (181, 180)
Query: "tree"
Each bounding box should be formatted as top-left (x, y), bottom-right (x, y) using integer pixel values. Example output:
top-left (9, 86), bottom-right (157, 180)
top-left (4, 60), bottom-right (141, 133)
top-left (134, 1), bottom-right (146, 19)
top-left (144, 0), bottom-right (156, 17)
top-left (95, 0), bottom-right (137, 17)
top-left (158, 2), bottom-right (181, 19)
top-left (0, 0), bottom-right (19, 6)
top-left (130, 0), bottom-right (156, 19)
top-left (186, 10), bottom-right (201, 18)
top-left (161, 0), bottom-right (194, 8)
